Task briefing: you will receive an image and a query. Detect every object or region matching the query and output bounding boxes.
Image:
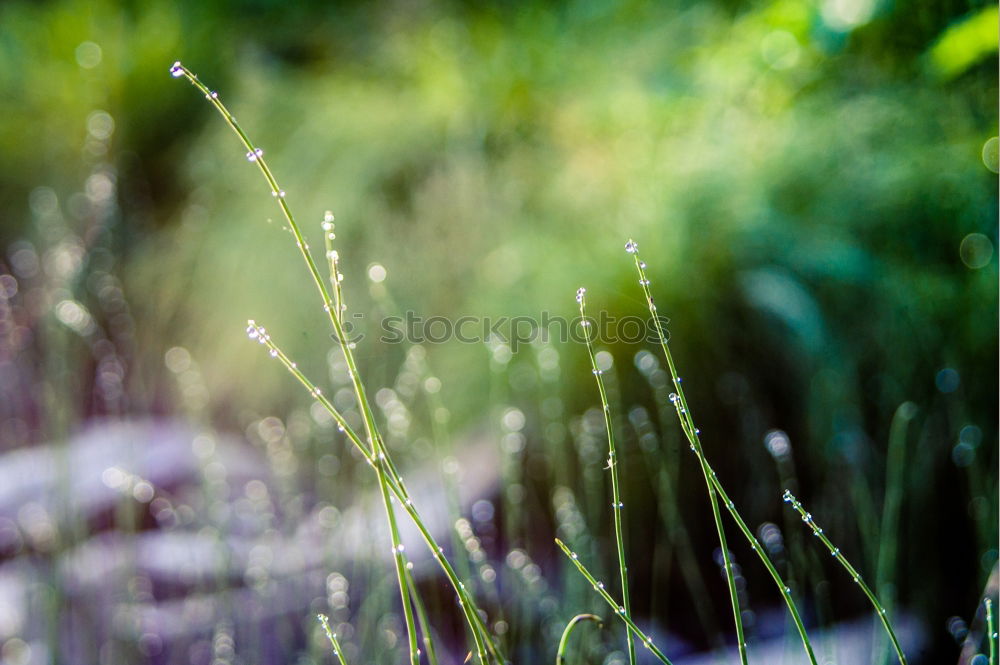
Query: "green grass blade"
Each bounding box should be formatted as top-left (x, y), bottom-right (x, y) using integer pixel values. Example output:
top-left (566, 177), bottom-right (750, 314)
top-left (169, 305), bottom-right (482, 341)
top-left (987, 597), bottom-right (997, 665)
top-left (783, 490), bottom-right (907, 665)
top-left (405, 564), bottom-right (441, 665)
top-left (555, 614), bottom-right (602, 665)
top-left (576, 287), bottom-right (635, 665)
top-left (555, 539), bottom-right (674, 665)
top-left (318, 614), bottom-right (351, 664)
top-left (170, 62), bottom-right (499, 663)
top-left (625, 240), bottom-right (750, 664)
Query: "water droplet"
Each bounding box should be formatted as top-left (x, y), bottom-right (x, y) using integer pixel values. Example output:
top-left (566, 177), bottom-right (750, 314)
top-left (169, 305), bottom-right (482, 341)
top-left (246, 148), bottom-right (263, 162)
top-left (169, 61), bottom-right (184, 77)
top-left (625, 240), bottom-right (638, 254)
top-left (576, 287), bottom-right (586, 303)
top-left (269, 348), bottom-right (278, 358)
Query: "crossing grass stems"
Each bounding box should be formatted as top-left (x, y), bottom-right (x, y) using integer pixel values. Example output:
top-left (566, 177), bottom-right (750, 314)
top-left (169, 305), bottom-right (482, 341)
top-left (172, 62), bottom-right (911, 665)
top-left (170, 62), bottom-right (502, 665)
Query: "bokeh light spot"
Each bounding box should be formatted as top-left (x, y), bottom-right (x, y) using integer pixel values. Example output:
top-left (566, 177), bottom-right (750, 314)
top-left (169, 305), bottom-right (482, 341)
top-left (761, 30), bottom-right (800, 70)
top-left (935, 368), bottom-right (960, 393)
top-left (75, 41), bottom-right (102, 69)
top-left (982, 136), bottom-right (999, 173)
top-left (959, 233), bottom-right (993, 269)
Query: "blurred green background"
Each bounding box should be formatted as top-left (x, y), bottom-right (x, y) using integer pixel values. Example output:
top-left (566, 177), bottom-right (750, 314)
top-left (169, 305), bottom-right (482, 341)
top-left (0, 0), bottom-right (996, 663)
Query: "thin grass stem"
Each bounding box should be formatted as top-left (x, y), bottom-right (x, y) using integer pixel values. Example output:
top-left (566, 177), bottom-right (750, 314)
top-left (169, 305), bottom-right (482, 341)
top-left (576, 287), bottom-right (635, 665)
top-left (783, 490), bottom-right (907, 665)
top-left (555, 539), bottom-right (674, 665)
top-left (318, 215), bottom-right (421, 665)
top-left (405, 564), bottom-right (441, 665)
top-left (169, 62), bottom-right (499, 663)
top-left (987, 597), bottom-right (997, 665)
top-left (624, 241), bottom-right (752, 664)
top-left (318, 614), bottom-right (350, 664)
top-left (555, 614), bottom-right (602, 665)
top-left (245, 321), bottom-right (494, 663)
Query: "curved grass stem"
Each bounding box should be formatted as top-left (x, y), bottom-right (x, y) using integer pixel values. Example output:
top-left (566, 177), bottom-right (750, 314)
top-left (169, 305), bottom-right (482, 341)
top-left (555, 614), bottom-right (602, 665)
top-left (626, 240), bottom-right (822, 665)
top-left (783, 490), bottom-right (907, 665)
top-left (624, 242), bottom-right (750, 664)
top-left (171, 62), bottom-right (499, 664)
top-left (576, 288), bottom-right (635, 665)
top-left (556, 539), bottom-right (674, 665)
top-left (318, 614), bottom-right (351, 664)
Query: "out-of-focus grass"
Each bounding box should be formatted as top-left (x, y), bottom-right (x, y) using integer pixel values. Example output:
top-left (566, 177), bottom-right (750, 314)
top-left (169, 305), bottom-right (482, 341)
top-left (0, 0), bottom-right (996, 662)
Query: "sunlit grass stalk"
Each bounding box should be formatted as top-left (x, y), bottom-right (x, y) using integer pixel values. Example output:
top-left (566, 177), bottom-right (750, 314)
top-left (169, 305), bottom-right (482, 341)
top-left (623, 242), bottom-right (750, 664)
top-left (987, 598), bottom-right (997, 665)
top-left (184, 65), bottom-right (421, 664)
top-left (986, 598), bottom-right (997, 665)
top-left (378, 466), bottom-right (422, 665)
top-left (170, 62), bottom-right (499, 663)
top-left (369, 278), bottom-right (510, 650)
top-left (367, 275), bottom-right (481, 607)
top-left (782, 490), bottom-right (907, 665)
top-left (626, 240), bottom-right (819, 665)
top-left (555, 613), bottom-right (602, 665)
top-left (318, 614), bottom-right (351, 664)
top-left (576, 287), bottom-right (635, 665)
top-left (318, 215), bottom-right (422, 665)
top-left (405, 565), bottom-right (441, 665)
top-left (555, 538), bottom-right (673, 665)
top-left (247, 322), bottom-right (495, 661)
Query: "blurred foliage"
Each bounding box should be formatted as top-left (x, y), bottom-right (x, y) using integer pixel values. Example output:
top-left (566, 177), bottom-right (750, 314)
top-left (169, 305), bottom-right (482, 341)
top-left (0, 0), bottom-right (996, 662)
